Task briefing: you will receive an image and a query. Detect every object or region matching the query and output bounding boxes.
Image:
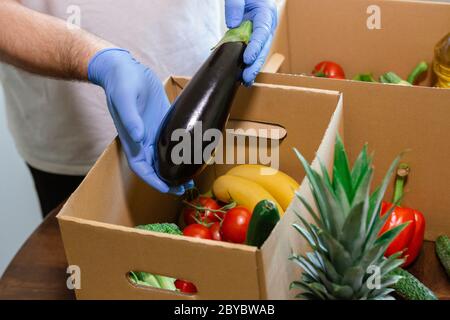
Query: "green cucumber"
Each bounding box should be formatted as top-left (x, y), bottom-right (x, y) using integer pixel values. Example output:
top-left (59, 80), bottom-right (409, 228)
top-left (436, 235), bottom-right (450, 278)
top-left (379, 72), bottom-right (412, 86)
top-left (154, 275), bottom-right (177, 291)
top-left (390, 268), bottom-right (438, 300)
top-left (407, 61), bottom-right (428, 85)
top-left (246, 200), bottom-right (280, 248)
top-left (132, 272), bottom-right (161, 288)
top-left (353, 73), bottom-right (377, 82)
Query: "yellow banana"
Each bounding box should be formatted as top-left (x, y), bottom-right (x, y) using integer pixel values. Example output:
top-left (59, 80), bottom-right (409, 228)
top-left (226, 164), bottom-right (299, 211)
top-left (212, 175), bottom-right (284, 216)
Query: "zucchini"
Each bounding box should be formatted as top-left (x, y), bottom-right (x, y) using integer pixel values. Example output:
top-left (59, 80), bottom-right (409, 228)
top-left (353, 73), bottom-right (377, 82)
top-left (246, 200), bottom-right (280, 248)
top-left (390, 268), bottom-right (438, 300)
top-left (407, 61), bottom-right (428, 85)
top-left (436, 235), bottom-right (450, 278)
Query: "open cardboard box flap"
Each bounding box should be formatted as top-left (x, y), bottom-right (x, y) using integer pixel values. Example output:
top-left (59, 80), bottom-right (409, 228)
top-left (58, 77), bottom-right (344, 299)
top-left (261, 94), bottom-right (343, 299)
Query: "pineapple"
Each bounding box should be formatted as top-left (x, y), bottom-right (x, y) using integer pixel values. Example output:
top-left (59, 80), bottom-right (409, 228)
top-left (290, 136), bottom-right (407, 300)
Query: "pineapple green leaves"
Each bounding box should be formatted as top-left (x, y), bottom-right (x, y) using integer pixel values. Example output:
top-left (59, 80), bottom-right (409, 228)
top-left (290, 136), bottom-right (408, 300)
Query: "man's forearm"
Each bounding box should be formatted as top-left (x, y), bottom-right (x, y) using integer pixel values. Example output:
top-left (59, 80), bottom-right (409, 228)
top-left (0, 0), bottom-right (113, 80)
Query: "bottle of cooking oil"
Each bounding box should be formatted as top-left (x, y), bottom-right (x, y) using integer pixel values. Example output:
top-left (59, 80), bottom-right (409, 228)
top-left (433, 33), bottom-right (450, 88)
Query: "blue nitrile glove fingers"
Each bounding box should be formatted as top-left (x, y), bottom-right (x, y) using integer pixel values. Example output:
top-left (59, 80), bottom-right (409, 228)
top-left (88, 48), bottom-right (193, 195)
top-left (225, 0), bottom-right (278, 85)
top-left (88, 49), bottom-right (145, 143)
top-left (243, 34), bottom-right (273, 87)
top-left (225, 0), bottom-right (246, 28)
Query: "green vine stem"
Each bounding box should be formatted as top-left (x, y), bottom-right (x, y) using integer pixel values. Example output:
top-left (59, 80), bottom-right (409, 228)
top-left (392, 163), bottom-right (410, 205)
top-left (182, 200), bottom-right (236, 215)
top-left (213, 20), bottom-right (253, 50)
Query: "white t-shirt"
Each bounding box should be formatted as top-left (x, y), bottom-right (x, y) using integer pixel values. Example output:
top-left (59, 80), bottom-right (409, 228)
top-left (0, 0), bottom-right (223, 175)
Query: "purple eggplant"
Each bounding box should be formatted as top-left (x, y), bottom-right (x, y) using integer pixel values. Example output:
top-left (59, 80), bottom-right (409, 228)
top-left (154, 21), bottom-right (253, 186)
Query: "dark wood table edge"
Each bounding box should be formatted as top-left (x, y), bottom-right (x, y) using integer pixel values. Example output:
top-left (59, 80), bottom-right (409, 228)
top-left (0, 204), bottom-right (448, 300)
top-left (0, 204), bottom-right (75, 300)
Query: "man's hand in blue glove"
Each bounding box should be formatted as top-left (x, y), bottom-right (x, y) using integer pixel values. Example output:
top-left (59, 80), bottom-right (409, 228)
top-left (88, 48), bottom-right (193, 195)
top-left (225, 0), bottom-right (278, 86)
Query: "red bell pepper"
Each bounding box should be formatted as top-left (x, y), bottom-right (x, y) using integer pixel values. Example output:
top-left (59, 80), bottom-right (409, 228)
top-left (380, 164), bottom-right (425, 267)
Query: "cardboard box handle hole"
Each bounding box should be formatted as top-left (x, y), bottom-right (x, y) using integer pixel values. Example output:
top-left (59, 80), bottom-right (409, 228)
top-left (226, 119), bottom-right (287, 141)
top-left (127, 271), bottom-right (197, 296)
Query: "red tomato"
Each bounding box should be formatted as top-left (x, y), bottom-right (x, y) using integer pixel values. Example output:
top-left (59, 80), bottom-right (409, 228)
top-left (175, 280), bottom-right (198, 294)
top-left (183, 224), bottom-right (213, 240)
top-left (210, 222), bottom-right (222, 241)
top-left (220, 207), bottom-right (252, 244)
top-left (313, 61), bottom-right (346, 79)
top-left (183, 197), bottom-right (222, 225)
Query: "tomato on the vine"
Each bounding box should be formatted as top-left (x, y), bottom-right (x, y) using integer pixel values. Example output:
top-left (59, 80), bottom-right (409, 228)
top-left (183, 224), bottom-right (213, 240)
top-left (209, 222), bottom-right (222, 241)
top-left (183, 197), bottom-right (223, 225)
top-left (220, 207), bottom-right (252, 244)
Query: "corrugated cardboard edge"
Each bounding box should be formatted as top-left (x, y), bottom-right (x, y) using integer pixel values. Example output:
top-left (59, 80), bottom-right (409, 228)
top-left (171, 74), bottom-right (342, 98)
top-left (59, 214), bottom-right (258, 252)
top-left (256, 250), bottom-right (267, 300)
top-left (273, 72), bottom-right (449, 93)
top-left (251, 82), bottom-right (341, 96)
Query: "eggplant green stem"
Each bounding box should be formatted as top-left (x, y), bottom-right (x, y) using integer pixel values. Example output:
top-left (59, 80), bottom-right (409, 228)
top-left (407, 61), bottom-right (429, 85)
top-left (392, 163), bottom-right (410, 205)
top-left (213, 20), bottom-right (253, 50)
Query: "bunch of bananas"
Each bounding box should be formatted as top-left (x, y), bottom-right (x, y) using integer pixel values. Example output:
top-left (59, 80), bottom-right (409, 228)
top-left (212, 165), bottom-right (299, 216)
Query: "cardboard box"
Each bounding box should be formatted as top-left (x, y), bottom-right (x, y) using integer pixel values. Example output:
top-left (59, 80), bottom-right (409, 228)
top-left (262, 0), bottom-right (450, 242)
top-left (267, 0), bottom-right (450, 88)
top-left (57, 76), bottom-right (344, 300)
top-left (256, 71), bottom-right (450, 298)
top-left (259, 74), bottom-right (450, 244)
top-left (58, 0), bottom-right (450, 300)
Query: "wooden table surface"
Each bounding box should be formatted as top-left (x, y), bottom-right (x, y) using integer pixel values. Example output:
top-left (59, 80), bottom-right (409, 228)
top-left (0, 205), bottom-right (448, 300)
top-left (0, 205), bottom-right (75, 300)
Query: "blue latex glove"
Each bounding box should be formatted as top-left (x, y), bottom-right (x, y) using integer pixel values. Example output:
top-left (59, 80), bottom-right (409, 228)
top-left (88, 48), bottom-right (193, 195)
top-left (225, 0), bottom-right (278, 85)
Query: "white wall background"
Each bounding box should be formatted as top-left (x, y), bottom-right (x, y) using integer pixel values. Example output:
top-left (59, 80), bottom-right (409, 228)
top-left (0, 1), bottom-right (225, 278)
top-left (0, 85), bottom-right (42, 277)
